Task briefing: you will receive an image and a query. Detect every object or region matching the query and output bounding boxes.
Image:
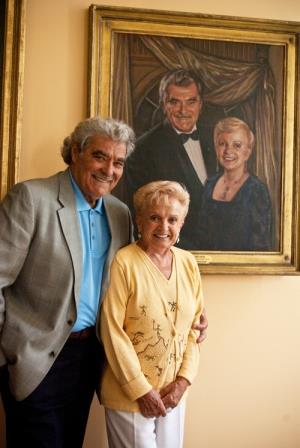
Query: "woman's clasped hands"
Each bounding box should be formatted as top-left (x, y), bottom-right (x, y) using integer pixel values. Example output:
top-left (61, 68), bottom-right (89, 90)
top-left (137, 377), bottom-right (190, 418)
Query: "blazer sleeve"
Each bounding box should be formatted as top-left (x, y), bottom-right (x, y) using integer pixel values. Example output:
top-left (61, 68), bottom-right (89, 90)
top-left (0, 183), bottom-right (35, 365)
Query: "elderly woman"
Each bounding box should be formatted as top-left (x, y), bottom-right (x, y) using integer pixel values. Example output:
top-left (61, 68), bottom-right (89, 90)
top-left (199, 117), bottom-right (272, 250)
top-left (100, 180), bottom-right (204, 448)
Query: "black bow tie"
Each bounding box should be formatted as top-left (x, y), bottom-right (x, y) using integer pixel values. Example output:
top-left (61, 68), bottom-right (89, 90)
top-left (180, 130), bottom-right (199, 144)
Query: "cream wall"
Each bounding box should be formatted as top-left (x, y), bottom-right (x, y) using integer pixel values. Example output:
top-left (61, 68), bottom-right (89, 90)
top-left (1, 0), bottom-right (300, 447)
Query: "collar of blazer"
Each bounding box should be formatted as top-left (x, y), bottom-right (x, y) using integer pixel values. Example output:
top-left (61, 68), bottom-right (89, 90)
top-left (57, 169), bottom-right (76, 208)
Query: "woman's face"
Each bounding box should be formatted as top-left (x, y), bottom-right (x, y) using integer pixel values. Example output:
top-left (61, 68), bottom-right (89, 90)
top-left (136, 197), bottom-right (185, 251)
top-left (215, 128), bottom-right (252, 173)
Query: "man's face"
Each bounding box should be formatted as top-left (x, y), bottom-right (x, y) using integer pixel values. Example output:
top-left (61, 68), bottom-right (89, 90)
top-left (70, 134), bottom-right (126, 207)
top-left (163, 82), bottom-right (202, 133)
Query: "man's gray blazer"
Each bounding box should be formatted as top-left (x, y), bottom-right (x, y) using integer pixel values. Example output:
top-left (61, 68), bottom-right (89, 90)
top-left (0, 169), bottom-right (133, 400)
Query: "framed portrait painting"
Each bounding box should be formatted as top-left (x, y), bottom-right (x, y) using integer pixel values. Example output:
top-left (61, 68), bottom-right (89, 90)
top-left (88, 5), bottom-right (300, 274)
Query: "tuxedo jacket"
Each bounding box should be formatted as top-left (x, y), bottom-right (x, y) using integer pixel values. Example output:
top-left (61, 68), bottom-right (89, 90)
top-left (124, 120), bottom-right (217, 249)
top-left (0, 169), bottom-right (133, 400)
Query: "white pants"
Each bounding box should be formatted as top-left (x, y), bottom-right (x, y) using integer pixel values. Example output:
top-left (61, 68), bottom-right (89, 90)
top-left (105, 401), bottom-right (186, 448)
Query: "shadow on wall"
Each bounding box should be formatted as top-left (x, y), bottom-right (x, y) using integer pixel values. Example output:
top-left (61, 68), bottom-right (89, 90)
top-left (83, 395), bottom-right (108, 448)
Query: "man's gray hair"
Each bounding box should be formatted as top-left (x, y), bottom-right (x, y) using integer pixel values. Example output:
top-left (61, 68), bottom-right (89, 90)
top-left (61, 117), bottom-right (135, 165)
top-left (159, 69), bottom-right (204, 105)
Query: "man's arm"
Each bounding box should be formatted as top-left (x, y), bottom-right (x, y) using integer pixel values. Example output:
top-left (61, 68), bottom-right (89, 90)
top-left (193, 308), bottom-right (208, 344)
top-left (0, 183), bottom-right (35, 365)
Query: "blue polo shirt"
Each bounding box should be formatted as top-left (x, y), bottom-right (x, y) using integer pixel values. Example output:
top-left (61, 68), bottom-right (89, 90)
top-left (70, 173), bottom-right (111, 331)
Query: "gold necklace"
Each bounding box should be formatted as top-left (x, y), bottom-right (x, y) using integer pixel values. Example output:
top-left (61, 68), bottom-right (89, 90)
top-left (221, 172), bottom-right (247, 200)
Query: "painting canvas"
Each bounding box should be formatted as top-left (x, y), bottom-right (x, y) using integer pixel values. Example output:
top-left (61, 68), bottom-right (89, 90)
top-left (88, 5), bottom-right (300, 274)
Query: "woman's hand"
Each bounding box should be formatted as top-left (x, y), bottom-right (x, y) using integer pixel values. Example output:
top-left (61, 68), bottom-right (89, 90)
top-left (137, 388), bottom-right (167, 418)
top-left (160, 376), bottom-right (190, 410)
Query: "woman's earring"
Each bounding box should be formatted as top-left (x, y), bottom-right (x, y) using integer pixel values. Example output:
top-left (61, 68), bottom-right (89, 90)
top-left (138, 232), bottom-right (141, 239)
top-left (177, 235), bottom-right (180, 244)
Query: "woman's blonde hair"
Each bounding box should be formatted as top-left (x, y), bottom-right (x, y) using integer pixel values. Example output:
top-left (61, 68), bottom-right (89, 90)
top-left (133, 180), bottom-right (190, 218)
top-left (213, 117), bottom-right (255, 149)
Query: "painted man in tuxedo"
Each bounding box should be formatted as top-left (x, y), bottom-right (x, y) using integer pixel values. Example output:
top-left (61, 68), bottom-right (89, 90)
top-left (124, 69), bottom-right (217, 249)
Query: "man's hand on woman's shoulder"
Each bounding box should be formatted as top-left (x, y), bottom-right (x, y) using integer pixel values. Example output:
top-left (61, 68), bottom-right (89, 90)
top-left (193, 308), bottom-right (208, 344)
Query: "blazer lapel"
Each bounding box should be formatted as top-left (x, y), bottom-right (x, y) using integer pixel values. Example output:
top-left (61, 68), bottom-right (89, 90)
top-left (57, 170), bottom-right (82, 306)
top-left (100, 195), bottom-right (121, 298)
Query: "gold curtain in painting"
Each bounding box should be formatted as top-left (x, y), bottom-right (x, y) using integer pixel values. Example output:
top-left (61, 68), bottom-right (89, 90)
top-left (112, 34), bottom-right (133, 126)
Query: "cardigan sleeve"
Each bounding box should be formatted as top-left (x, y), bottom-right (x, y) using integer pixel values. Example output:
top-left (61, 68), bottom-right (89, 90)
top-left (100, 255), bottom-right (152, 401)
top-left (177, 259), bottom-right (204, 384)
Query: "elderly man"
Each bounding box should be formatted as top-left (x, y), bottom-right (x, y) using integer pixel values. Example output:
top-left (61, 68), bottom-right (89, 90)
top-left (0, 117), bottom-right (135, 447)
top-left (0, 116), bottom-right (208, 447)
top-left (124, 69), bottom-right (217, 249)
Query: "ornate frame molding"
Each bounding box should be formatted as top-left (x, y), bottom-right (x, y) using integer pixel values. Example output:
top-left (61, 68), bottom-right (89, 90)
top-left (0, 0), bottom-right (26, 198)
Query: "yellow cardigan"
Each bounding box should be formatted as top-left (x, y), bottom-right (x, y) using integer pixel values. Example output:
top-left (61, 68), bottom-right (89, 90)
top-left (100, 243), bottom-right (204, 412)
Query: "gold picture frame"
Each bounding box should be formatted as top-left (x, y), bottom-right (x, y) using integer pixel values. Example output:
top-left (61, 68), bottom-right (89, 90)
top-left (0, 0), bottom-right (26, 199)
top-left (88, 4), bottom-right (300, 274)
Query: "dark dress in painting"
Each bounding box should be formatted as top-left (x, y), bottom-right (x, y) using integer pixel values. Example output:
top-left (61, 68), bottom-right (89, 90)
top-left (198, 174), bottom-right (272, 251)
